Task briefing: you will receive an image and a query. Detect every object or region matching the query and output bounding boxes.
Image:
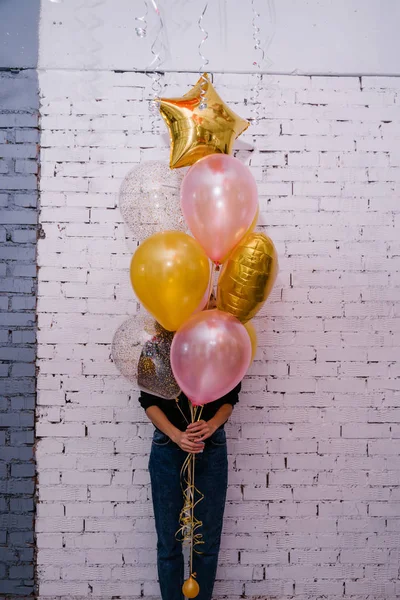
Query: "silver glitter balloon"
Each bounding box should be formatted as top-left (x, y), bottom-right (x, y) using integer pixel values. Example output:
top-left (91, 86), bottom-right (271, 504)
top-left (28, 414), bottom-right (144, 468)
top-left (111, 312), bottom-right (180, 399)
top-left (138, 328), bottom-right (181, 400)
top-left (112, 313), bottom-right (155, 385)
top-left (119, 161), bottom-right (186, 241)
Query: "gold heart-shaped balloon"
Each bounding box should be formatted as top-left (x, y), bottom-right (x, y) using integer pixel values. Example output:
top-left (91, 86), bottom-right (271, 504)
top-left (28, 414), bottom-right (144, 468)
top-left (217, 233), bottom-right (278, 323)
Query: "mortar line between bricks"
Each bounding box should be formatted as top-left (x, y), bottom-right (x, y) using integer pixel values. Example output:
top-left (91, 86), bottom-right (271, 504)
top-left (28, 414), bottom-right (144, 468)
top-left (36, 67), bottom-right (400, 78)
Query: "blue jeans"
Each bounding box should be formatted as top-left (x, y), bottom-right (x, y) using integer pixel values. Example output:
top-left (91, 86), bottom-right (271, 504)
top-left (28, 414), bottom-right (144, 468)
top-left (149, 428), bottom-right (228, 600)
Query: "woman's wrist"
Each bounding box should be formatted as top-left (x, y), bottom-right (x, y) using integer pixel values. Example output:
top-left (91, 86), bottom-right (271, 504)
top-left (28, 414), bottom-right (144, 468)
top-left (169, 426), bottom-right (181, 444)
top-left (207, 404), bottom-right (233, 432)
top-left (207, 419), bottom-right (218, 435)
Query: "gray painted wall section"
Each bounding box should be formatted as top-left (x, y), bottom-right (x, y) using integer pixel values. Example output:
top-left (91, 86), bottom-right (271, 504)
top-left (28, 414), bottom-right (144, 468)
top-left (0, 1), bottom-right (40, 597)
top-left (0, 69), bottom-right (38, 599)
top-left (0, 0), bottom-right (40, 68)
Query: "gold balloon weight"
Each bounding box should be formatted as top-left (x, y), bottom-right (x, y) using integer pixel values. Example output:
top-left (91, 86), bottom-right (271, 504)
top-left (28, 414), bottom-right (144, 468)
top-left (217, 233), bottom-right (278, 323)
top-left (182, 574), bottom-right (200, 599)
top-left (158, 73), bottom-right (249, 169)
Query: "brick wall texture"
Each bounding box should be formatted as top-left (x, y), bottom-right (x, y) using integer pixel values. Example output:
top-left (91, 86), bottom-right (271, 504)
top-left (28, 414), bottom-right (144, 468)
top-left (36, 70), bottom-right (400, 599)
top-left (0, 70), bottom-right (38, 598)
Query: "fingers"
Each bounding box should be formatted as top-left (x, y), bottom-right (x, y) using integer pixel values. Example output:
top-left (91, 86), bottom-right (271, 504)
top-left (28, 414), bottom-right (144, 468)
top-left (187, 420), bottom-right (205, 431)
top-left (182, 446), bottom-right (203, 454)
top-left (182, 441), bottom-right (204, 453)
top-left (187, 424), bottom-right (207, 434)
top-left (186, 424), bottom-right (207, 436)
top-left (187, 427), bottom-right (208, 441)
top-left (179, 433), bottom-right (204, 453)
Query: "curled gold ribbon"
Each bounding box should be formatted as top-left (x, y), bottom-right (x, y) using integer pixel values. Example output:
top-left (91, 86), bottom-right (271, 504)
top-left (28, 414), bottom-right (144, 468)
top-left (175, 405), bottom-right (205, 572)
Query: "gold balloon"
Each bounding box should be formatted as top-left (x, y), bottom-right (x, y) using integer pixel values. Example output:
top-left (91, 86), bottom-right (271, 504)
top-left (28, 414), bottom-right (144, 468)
top-left (182, 575), bottom-right (200, 599)
top-left (130, 231), bottom-right (210, 332)
top-left (244, 321), bottom-right (257, 364)
top-left (158, 73), bottom-right (249, 169)
top-left (217, 233), bottom-right (278, 323)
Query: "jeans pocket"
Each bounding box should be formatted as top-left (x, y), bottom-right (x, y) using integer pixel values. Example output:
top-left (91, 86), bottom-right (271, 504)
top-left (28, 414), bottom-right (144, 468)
top-left (152, 429), bottom-right (171, 446)
top-left (210, 429), bottom-right (227, 446)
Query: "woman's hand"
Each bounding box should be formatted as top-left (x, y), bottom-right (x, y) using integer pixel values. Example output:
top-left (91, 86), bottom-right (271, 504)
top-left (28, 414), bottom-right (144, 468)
top-left (186, 419), bottom-right (217, 442)
top-left (173, 430), bottom-right (205, 454)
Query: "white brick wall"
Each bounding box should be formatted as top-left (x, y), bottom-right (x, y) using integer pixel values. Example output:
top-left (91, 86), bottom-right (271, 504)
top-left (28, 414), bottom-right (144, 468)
top-left (36, 70), bottom-right (400, 599)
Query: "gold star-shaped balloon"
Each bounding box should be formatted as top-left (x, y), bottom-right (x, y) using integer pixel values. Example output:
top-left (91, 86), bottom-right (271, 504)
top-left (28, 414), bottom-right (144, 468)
top-left (158, 73), bottom-right (250, 169)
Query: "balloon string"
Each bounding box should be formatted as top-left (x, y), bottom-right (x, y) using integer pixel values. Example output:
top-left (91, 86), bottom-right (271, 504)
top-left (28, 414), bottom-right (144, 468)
top-left (145, 0), bottom-right (168, 132)
top-left (190, 447), bottom-right (196, 575)
top-left (176, 453), bottom-right (203, 551)
top-left (251, 0), bottom-right (265, 70)
top-left (135, 0), bottom-right (148, 38)
top-left (175, 397), bottom-right (189, 426)
top-left (206, 262), bottom-right (215, 310)
top-left (175, 402), bottom-right (205, 575)
top-left (198, 3), bottom-right (209, 110)
top-left (250, 0), bottom-right (276, 127)
top-left (194, 405), bottom-right (204, 424)
top-left (250, 0), bottom-right (264, 126)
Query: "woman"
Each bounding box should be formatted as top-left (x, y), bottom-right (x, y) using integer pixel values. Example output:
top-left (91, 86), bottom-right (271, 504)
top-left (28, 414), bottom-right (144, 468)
top-left (140, 383), bottom-right (241, 600)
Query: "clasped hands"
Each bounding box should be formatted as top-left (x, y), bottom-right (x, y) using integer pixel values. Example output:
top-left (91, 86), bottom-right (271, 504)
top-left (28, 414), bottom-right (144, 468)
top-left (174, 420), bottom-right (216, 454)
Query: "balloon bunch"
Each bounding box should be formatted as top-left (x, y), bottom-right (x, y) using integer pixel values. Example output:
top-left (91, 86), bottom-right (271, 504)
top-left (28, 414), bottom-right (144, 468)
top-left (113, 74), bottom-right (278, 598)
top-left (126, 152), bottom-right (278, 405)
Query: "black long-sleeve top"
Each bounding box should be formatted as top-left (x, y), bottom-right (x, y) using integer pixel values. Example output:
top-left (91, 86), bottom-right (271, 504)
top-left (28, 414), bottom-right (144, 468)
top-left (139, 383), bottom-right (241, 432)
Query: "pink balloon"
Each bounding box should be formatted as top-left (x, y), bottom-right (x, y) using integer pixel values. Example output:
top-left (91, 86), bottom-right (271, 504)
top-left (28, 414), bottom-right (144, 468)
top-left (181, 154), bottom-right (258, 263)
top-left (193, 275), bottom-right (212, 314)
top-left (170, 309), bottom-right (251, 406)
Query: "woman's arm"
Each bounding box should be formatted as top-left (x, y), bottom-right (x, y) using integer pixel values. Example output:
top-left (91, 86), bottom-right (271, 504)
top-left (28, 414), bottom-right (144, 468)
top-left (146, 405), bottom-right (204, 453)
top-left (186, 404), bottom-right (233, 442)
